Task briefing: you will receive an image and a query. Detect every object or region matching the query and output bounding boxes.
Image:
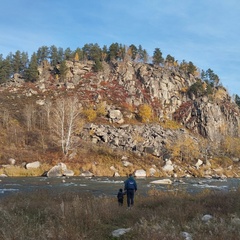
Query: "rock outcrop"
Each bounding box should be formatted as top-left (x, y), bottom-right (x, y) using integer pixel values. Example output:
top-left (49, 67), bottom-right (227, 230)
top-left (1, 59), bottom-right (240, 166)
top-left (81, 123), bottom-right (197, 158)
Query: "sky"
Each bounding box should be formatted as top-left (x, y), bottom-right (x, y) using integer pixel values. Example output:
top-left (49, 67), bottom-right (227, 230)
top-left (1, 0), bottom-right (240, 95)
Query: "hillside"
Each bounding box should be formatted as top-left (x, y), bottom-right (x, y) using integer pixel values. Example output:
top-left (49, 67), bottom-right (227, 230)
top-left (0, 59), bottom-right (240, 178)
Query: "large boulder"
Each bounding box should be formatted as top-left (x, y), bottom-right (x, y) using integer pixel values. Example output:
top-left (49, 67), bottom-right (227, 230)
top-left (47, 165), bottom-right (63, 177)
top-left (134, 169), bottom-right (146, 178)
top-left (25, 161), bottom-right (41, 169)
top-left (46, 163), bottom-right (71, 177)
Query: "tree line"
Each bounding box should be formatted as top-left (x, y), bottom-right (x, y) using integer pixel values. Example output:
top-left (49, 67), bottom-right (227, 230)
top-left (0, 42), bottom-right (231, 104)
top-left (0, 42), bottom-right (210, 82)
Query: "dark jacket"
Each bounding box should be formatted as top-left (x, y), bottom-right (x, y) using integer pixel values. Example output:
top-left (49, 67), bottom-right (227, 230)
top-left (124, 176), bottom-right (137, 191)
top-left (117, 191), bottom-right (124, 200)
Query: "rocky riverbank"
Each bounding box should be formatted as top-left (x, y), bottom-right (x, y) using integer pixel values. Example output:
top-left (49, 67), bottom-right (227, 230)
top-left (1, 155), bottom-right (239, 179)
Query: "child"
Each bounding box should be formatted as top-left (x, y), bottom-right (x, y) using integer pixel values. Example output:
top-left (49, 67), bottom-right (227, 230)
top-left (117, 188), bottom-right (125, 206)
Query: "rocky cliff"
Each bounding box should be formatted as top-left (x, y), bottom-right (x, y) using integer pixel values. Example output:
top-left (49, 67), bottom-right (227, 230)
top-left (2, 59), bottom-right (240, 160)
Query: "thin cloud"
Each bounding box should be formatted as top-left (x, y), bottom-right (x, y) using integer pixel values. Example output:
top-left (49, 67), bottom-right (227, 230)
top-left (0, 0), bottom-right (240, 95)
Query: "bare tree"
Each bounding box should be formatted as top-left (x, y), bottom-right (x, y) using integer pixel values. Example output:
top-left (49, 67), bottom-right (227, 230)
top-left (1, 108), bottom-right (10, 129)
top-left (42, 98), bottom-right (52, 128)
top-left (50, 96), bottom-right (83, 155)
top-left (23, 104), bottom-right (36, 131)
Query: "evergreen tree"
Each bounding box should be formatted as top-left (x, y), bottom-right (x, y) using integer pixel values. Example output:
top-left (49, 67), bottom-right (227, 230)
top-left (82, 43), bottom-right (103, 71)
top-left (138, 45), bottom-right (144, 61)
top-left (21, 52), bottom-right (29, 72)
top-left (142, 49), bottom-right (148, 63)
top-left (59, 60), bottom-right (68, 82)
top-left (12, 50), bottom-right (22, 73)
top-left (118, 44), bottom-right (126, 61)
top-left (12, 50), bottom-right (28, 74)
top-left (101, 45), bottom-right (108, 61)
top-left (138, 45), bottom-right (148, 62)
top-left (37, 46), bottom-right (49, 64)
top-left (25, 52), bottom-right (38, 82)
top-left (187, 80), bottom-right (205, 97)
top-left (0, 56), bottom-right (12, 83)
top-left (152, 48), bottom-right (164, 65)
top-left (129, 44), bottom-right (138, 61)
top-left (49, 45), bottom-right (58, 66)
top-left (108, 43), bottom-right (120, 61)
top-left (57, 47), bottom-right (64, 62)
top-left (90, 43), bottom-right (102, 61)
top-left (64, 47), bottom-right (72, 60)
top-left (93, 59), bottom-right (103, 72)
top-left (201, 68), bottom-right (220, 87)
top-left (82, 44), bottom-right (91, 61)
top-left (200, 70), bottom-right (207, 81)
top-left (187, 61), bottom-right (197, 75)
top-left (206, 68), bottom-right (220, 87)
top-left (165, 54), bottom-right (175, 67)
top-left (179, 60), bottom-right (188, 72)
top-left (235, 94), bottom-right (240, 108)
top-left (90, 44), bottom-right (102, 71)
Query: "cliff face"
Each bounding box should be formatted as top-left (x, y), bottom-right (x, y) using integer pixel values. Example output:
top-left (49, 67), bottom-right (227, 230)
top-left (4, 60), bottom-right (240, 144)
top-left (97, 61), bottom-right (240, 142)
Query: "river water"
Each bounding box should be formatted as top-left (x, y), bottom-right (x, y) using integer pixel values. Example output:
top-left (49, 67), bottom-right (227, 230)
top-left (0, 176), bottom-right (240, 198)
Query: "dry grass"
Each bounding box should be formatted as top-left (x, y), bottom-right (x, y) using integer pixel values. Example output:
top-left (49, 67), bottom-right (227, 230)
top-left (0, 188), bottom-right (240, 240)
top-left (0, 163), bottom-right (52, 177)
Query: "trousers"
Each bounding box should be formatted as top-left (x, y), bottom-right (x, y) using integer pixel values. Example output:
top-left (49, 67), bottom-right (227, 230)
top-left (126, 189), bottom-right (135, 207)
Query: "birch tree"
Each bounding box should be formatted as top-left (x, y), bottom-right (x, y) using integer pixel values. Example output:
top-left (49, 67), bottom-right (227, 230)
top-left (50, 96), bottom-right (83, 155)
top-left (23, 104), bottom-right (36, 131)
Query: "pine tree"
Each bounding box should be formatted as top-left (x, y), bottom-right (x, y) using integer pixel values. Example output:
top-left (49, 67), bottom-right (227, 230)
top-left (64, 47), bottom-right (72, 60)
top-left (108, 43), bottom-right (120, 61)
top-left (12, 50), bottom-right (22, 73)
top-left (21, 52), bottom-right (29, 72)
top-left (101, 45), bottom-right (108, 61)
top-left (37, 46), bottom-right (49, 64)
top-left (187, 61), bottom-right (197, 75)
top-left (165, 54), bottom-right (175, 67)
top-left (129, 44), bottom-right (138, 61)
top-left (0, 56), bottom-right (12, 83)
top-left (50, 45), bottom-right (58, 66)
top-left (152, 48), bottom-right (164, 65)
top-left (235, 94), bottom-right (240, 108)
top-left (59, 60), bottom-right (68, 82)
top-left (25, 52), bottom-right (38, 82)
top-left (142, 49), bottom-right (148, 63)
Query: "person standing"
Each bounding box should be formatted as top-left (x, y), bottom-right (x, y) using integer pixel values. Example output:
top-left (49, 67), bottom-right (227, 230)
top-left (124, 173), bottom-right (137, 208)
top-left (117, 188), bottom-right (125, 206)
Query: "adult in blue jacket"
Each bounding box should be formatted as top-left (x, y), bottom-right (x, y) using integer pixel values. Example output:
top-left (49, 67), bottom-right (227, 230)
top-left (124, 173), bottom-right (137, 208)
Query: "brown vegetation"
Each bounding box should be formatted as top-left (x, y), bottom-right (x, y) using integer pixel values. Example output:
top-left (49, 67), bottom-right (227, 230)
top-left (0, 188), bottom-right (240, 239)
top-left (0, 60), bottom-right (240, 177)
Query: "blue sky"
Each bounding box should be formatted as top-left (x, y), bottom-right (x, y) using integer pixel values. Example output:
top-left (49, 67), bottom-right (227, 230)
top-left (1, 0), bottom-right (240, 95)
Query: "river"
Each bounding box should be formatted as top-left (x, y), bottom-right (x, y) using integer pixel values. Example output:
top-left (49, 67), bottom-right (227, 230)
top-left (0, 176), bottom-right (240, 198)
